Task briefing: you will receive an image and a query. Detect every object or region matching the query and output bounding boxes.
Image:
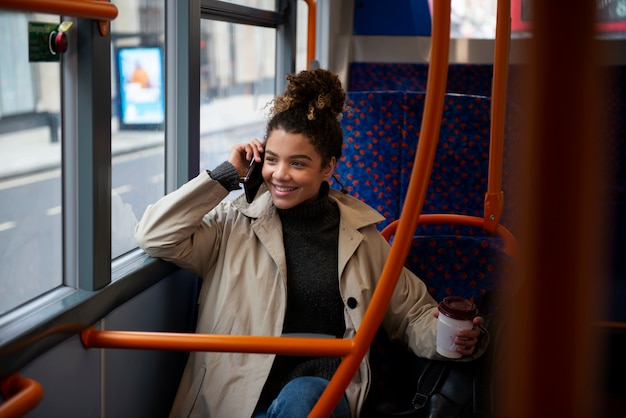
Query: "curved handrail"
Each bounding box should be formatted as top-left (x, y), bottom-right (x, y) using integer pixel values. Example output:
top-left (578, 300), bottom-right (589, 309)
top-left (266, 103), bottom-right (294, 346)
top-left (0, 374), bottom-right (44, 418)
top-left (0, 0), bottom-right (118, 21)
top-left (380, 214), bottom-right (518, 260)
top-left (302, 0), bottom-right (317, 68)
top-left (80, 1), bottom-right (451, 417)
top-left (484, 0), bottom-right (511, 232)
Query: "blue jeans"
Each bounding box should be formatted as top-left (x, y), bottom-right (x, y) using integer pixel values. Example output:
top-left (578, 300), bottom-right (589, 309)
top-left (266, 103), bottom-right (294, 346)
top-left (252, 376), bottom-right (351, 418)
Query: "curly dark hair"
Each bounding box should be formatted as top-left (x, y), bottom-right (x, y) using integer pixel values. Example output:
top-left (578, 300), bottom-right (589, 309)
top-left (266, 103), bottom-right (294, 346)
top-left (265, 69), bottom-right (346, 167)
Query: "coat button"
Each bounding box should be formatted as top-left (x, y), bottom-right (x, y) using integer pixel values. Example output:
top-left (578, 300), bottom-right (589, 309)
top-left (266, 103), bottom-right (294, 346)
top-left (347, 297), bottom-right (358, 309)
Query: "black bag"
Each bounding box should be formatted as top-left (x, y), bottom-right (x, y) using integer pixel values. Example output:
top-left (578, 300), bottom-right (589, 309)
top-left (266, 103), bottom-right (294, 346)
top-left (373, 357), bottom-right (476, 418)
top-left (362, 300), bottom-right (506, 418)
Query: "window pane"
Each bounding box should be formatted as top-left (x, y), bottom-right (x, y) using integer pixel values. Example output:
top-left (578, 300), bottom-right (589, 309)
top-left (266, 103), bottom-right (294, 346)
top-left (425, 0), bottom-right (498, 39)
top-left (200, 19), bottom-right (276, 199)
top-left (296, 0), bottom-right (309, 72)
top-left (0, 12), bottom-right (62, 314)
top-left (451, 0), bottom-right (497, 39)
top-left (110, 1), bottom-right (166, 259)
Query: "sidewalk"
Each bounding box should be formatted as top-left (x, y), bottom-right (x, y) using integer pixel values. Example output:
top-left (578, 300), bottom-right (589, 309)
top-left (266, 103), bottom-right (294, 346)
top-left (0, 94), bottom-right (271, 181)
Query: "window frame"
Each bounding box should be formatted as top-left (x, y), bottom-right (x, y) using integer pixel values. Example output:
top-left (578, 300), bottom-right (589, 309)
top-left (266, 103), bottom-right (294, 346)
top-left (0, 0), bottom-right (295, 379)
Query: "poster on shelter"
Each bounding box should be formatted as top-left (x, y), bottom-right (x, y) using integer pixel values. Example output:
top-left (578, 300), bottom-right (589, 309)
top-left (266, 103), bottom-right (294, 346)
top-left (117, 47), bottom-right (164, 128)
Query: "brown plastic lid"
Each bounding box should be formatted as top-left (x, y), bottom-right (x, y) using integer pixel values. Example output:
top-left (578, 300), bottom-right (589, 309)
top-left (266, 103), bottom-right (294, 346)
top-left (438, 296), bottom-right (478, 320)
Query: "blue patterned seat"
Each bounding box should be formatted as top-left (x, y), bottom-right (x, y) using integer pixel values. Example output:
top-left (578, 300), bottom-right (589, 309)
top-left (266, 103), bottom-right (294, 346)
top-left (400, 93), bottom-right (492, 236)
top-left (331, 91), bottom-right (407, 230)
top-left (333, 91), bottom-right (519, 236)
top-left (402, 233), bottom-right (515, 307)
top-left (348, 62), bottom-right (494, 97)
top-left (341, 80), bottom-right (521, 416)
top-left (363, 226), bottom-right (517, 417)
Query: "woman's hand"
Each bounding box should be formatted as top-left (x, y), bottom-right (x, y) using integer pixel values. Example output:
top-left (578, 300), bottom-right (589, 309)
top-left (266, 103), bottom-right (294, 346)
top-left (228, 138), bottom-right (265, 177)
top-left (433, 310), bottom-right (484, 356)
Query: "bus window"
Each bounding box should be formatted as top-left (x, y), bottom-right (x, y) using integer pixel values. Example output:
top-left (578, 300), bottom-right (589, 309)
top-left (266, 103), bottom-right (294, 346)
top-left (448, 0), bottom-right (498, 38)
top-left (110, 1), bottom-right (166, 259)
top-left (199, 19), bottom-right (276, 198)
top-left (0, 12), bottom-right (63, 314)
top-left (296, 0), bottom-right (310, 72)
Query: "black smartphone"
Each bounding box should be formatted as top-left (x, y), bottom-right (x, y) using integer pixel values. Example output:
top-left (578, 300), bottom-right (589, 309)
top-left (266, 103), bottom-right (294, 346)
top-left (242, 156), bottom-right (264, 203)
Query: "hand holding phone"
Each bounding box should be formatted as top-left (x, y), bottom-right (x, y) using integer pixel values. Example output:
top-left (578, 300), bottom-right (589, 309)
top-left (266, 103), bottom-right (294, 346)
top-left (241, 156), bottom-right (264, 203)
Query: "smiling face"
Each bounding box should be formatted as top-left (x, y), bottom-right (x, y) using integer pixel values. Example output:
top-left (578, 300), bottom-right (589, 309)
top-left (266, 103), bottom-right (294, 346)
top-left (262, 128), bottom-right (336, 209)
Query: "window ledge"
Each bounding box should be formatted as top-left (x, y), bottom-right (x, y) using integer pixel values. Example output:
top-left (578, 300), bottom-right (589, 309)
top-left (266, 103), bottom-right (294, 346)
top-left (0, 251), bottom-right (178, 379)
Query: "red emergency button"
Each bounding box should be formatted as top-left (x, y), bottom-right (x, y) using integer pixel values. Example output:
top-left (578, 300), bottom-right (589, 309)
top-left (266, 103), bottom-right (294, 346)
top-left (49, 31), bottom-right (67, 55)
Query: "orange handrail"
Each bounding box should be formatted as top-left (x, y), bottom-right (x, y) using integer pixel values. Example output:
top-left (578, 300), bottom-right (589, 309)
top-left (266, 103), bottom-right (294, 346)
top-left (81, 329), bottom-right (353, 357)
top-left (380, 214), bottom-right (518, 259)
top-left (0, 0), bottom-right (118, 21)
top-left (484, 0), bottom-right (511, 232)
top-left (0, 374), bottom-right (43, 418)
top-left (302, 0), bottom-right (317, 68)
top-left (80, 1), bottom-right (450, 417)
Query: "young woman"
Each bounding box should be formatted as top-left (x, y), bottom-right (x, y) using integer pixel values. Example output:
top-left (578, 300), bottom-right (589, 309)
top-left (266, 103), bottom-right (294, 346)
top-left (134, 69), bottom-right (485, 418)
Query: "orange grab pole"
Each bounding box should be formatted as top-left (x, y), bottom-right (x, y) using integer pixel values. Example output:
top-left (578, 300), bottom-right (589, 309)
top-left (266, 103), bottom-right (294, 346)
top-left (81, 328), bottom-right (353, 357)
top-left (0, 0), bottom-right (118, 21)
top-left (308, 0), bottom-right (451, 416)
top-left (484, 0), bottom-right (511, 233)
top-left (0, 374), bottom-right (43, 418)
top-left (303, 0), bottom-right (316, 68)
top-left (380, 214), bottom-right (518, 260)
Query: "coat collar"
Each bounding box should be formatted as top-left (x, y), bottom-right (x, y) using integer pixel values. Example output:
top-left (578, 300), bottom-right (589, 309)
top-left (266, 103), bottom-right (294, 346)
top-left (232, 185), bottom-right (386, 281)
top-left (232, 184), bottom-right (385, 229)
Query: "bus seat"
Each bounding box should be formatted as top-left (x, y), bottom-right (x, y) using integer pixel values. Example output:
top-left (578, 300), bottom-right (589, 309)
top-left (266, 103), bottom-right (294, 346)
top-left (331, 91), bottom-right (407, 229)
top-left (401, 234), bottom-right (515, 309)
top-left (347, 62), bottom-right (527, 107)
top-left (348, 62), bottom-right (494, 97)
top-left (332, 90), bottom-right (521, 235)
top-left (400, 93), bottom-right (492, 236)
top-left (348, 62), bottom-right (429, 93)
top-left (362, 232), bottom-right (517, 417)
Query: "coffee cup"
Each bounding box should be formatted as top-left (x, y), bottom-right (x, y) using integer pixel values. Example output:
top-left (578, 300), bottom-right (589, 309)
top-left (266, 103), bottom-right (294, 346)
top-left (436, 296), bottom-right (478, 358)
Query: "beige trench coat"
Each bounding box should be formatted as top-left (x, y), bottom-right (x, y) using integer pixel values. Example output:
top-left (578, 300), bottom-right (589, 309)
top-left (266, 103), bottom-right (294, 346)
top-left (135, 172), bottom-right (444, 418)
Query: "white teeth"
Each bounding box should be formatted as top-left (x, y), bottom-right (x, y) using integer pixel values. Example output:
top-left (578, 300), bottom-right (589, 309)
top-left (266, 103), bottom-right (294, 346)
top-left (275, 185), bottom-right (295, 192)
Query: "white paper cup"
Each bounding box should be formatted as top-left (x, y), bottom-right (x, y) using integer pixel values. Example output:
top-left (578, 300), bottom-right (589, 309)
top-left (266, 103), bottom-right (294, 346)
top-left (436, 296), bottom-right (477, 358)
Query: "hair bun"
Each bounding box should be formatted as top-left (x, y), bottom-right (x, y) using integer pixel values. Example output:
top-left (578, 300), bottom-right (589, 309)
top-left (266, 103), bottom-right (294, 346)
top-left (270, 69), bottom-right (346, 120)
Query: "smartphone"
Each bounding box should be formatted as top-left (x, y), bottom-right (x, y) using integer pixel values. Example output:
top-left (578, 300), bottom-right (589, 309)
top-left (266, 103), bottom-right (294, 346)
top-left (242, 156), bottom-right (264, 203)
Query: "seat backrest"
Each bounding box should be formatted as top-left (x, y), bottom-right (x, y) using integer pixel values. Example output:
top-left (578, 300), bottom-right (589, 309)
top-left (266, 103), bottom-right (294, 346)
top-left (333, 91), bottom-right (521, 235)
top-left (400, 93), bottom-right (492, 236)
top-left (362, 231), bottom-right (517, 417)
top-left (331, 91), bottom-right (407, 230)
top-left (348, 62), bottom-right (494, 97)
top-left (403, 234), bottom-right (515, 312)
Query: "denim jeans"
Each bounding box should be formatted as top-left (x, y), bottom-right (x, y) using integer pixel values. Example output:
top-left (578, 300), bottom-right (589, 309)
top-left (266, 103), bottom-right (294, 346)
top-left (252, 376), bottom-right (351, 418)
